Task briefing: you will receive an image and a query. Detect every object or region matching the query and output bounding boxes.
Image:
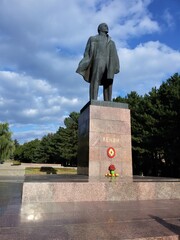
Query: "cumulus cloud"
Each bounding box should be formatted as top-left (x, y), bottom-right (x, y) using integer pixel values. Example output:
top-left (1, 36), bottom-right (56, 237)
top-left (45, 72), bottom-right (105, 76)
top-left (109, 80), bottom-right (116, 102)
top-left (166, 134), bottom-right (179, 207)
top-left (113, 41), bottom-right (180, 96)
top-left (0, 0), bottom-right (179, 142)
top-left (0, 71), bottom-right (80, 124)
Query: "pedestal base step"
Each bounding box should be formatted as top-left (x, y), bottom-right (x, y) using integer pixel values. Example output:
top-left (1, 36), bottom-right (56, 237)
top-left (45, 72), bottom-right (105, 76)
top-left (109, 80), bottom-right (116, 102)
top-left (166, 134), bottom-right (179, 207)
top-left (22, 177), bottom-right (180, 203)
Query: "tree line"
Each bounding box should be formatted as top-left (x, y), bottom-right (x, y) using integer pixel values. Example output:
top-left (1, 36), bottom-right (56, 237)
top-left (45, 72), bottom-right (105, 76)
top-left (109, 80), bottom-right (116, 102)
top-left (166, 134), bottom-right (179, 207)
top-left (114, 73), bottom-right (179, 177)
top-left (0, 73), bottom-right (179, 177)
top-left (13, 112), bottom-right (79, 166)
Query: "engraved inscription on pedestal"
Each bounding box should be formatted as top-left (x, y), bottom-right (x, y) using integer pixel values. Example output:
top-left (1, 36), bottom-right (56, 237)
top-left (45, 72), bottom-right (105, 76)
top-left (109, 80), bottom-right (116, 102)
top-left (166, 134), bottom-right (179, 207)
top-left (103, 137), bottom-right (120, 143)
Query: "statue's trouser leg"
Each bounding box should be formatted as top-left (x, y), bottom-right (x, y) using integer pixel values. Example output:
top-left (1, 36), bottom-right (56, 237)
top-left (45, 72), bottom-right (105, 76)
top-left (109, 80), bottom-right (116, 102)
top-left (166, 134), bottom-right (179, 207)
top-left (90, 71), bottom-right (104, 100)
top-left (89, 62), bottom-right (106, 100)
top-left (103, 79), bottom-right (113, 101)
top-left (90, 80), bottom-right (99, 100)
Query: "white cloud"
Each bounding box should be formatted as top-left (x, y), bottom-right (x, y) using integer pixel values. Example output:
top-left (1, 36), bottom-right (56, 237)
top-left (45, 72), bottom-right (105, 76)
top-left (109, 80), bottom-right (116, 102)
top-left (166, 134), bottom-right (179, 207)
top-left (23, 109), bottom-right (38, 117)
top-left (114, 41), bottom-right (180, 96)
top-left (0, 71), bottom-right (81, 126)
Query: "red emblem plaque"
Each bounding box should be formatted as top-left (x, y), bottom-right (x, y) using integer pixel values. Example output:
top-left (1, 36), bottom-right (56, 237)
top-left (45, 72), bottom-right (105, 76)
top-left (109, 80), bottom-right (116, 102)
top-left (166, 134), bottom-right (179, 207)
top-left (107, 147), bottom-right (116, 158)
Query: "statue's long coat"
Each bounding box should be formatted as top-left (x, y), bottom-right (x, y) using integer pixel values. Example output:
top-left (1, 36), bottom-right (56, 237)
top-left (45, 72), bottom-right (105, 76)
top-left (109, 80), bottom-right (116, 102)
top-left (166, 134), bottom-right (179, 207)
top-left (76, 34), bottom-right (120, 85)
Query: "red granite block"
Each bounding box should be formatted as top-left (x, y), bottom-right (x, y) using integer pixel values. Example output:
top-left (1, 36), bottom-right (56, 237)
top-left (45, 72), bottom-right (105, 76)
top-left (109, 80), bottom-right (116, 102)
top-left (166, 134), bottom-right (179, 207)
top-left (22, 181), bottom-right (180, 203)
top-left (90, 119), bottom-right (131, 134)
top-left (78, 102), bottom-right (133, 177)
top-left (90, 106), bottom-right (130, 121)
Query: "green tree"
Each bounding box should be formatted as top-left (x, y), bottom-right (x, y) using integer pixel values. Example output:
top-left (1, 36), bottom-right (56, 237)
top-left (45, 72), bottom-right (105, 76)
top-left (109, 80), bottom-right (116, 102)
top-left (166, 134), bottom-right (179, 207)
top-left (157, 73), bottom-right (180, 177)
top-left (55, 112), bottom-right (79, 166)
top-left (14, 139), bottom-right (20, 149)
top-left (140, 88), bottom-right (163, 176)
top-left (36, 133), bottom-right (60, 163)
top-left (14, 139), bottom-right (41, 163)
top-left (13, 144), bottom-right (25, 162)
top-left (114, 92), bottom-right (145, 175)
top-left (0, 123), bottom-right (15, 163)
top-left (142, 74), bottom-right (180, 177)
top-left (114, 73), bottom-right (180, 177)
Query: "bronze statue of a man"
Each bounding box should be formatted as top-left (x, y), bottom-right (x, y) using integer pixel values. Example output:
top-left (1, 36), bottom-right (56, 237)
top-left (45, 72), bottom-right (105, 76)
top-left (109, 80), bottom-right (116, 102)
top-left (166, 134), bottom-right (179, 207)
top-left (76, 23), bottom-right (120, 101)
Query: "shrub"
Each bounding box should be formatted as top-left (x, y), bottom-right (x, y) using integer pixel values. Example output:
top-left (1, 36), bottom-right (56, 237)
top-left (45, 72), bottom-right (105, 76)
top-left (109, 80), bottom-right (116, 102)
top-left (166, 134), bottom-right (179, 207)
top-left (11, 160), bottom-right (21, 166)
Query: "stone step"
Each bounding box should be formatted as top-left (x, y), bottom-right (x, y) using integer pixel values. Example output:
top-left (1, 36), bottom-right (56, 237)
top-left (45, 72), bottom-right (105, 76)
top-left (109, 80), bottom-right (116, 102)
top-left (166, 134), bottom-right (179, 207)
top-left (22, 178), bottom-right (180, 203)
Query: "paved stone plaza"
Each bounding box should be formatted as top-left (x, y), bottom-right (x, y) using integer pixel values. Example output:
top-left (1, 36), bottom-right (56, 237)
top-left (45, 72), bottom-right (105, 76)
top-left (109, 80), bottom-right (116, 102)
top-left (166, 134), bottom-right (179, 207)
top-left (0, 176), bottom-right (180, 240)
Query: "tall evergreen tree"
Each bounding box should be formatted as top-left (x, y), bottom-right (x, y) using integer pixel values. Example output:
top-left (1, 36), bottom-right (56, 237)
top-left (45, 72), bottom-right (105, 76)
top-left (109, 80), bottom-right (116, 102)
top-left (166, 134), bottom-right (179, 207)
top-left (157, 73), bottom-right (180, 177)
top-left (36, 133), bottom-right (60, 163)
top-left (114, 91), bottom-right (145, 175)
top-left (55, 112), bottom-right (79, 166)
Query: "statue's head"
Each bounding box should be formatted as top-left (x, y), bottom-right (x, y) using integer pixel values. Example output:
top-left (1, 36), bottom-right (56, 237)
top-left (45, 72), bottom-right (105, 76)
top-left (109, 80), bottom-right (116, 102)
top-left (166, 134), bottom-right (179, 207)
top-left (97, 23), bottom-right (109, 33)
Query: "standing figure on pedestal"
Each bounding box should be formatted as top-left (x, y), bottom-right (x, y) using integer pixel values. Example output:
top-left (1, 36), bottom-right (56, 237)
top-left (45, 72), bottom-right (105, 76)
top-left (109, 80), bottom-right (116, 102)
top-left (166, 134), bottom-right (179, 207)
top-left (76, 23), bottom-right (120, 101)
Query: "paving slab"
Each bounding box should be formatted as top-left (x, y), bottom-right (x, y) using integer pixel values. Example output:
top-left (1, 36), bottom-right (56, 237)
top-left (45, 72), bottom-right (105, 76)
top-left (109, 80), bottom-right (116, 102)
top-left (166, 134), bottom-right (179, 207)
top-left (0, 178), bottom-right (180, 240)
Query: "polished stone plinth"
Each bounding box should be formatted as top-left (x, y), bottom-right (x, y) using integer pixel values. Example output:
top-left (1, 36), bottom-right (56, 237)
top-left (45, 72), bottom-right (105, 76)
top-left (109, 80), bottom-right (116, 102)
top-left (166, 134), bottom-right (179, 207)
top-left (22, 175), bottom-right (180, 203)
top-left (78, 100), bottom-right (132, 177)
top-left (0, 179), bottom-right (180, 240)
top-left (0, 176), bottom-right (180, 240)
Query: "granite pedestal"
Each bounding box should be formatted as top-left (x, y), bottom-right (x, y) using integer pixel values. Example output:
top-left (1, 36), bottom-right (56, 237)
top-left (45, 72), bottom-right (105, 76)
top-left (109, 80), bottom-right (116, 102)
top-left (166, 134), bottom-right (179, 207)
top-left (78, 100), bottom-right (133, 177)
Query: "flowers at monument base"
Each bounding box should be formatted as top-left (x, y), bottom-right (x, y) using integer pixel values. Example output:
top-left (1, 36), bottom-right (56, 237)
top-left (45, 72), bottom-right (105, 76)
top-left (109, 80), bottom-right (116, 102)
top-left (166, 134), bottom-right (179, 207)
top-left (108, 164), bottom-right (116, 171)
top-left (105, 164), bottom-right (119, 177)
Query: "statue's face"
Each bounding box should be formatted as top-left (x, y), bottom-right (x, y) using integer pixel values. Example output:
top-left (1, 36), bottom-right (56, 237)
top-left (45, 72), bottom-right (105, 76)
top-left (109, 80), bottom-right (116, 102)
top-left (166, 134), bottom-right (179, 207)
top-left (98, 23), bottom-right (109, 33)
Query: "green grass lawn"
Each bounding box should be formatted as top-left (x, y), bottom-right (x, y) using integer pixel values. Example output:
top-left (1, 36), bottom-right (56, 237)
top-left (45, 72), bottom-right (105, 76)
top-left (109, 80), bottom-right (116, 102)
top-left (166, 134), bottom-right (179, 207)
top-left (25, 167), bottom-right (77, 175)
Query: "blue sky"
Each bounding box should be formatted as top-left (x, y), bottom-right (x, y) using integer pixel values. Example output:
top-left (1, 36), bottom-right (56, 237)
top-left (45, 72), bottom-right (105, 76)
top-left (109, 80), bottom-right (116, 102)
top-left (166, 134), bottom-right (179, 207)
top-left (0, 0), bottom-right (180, 143)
